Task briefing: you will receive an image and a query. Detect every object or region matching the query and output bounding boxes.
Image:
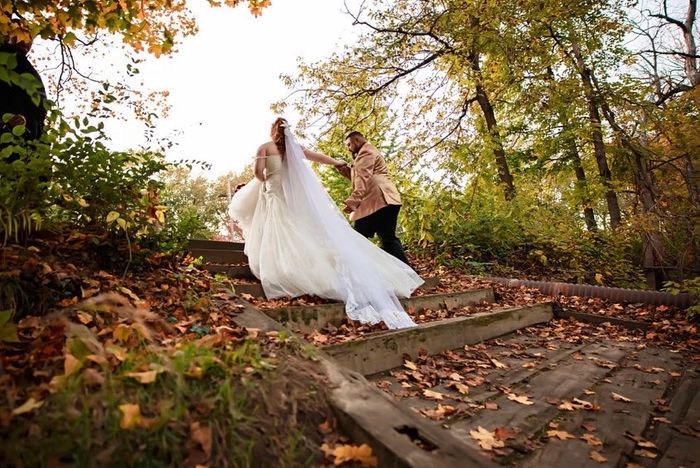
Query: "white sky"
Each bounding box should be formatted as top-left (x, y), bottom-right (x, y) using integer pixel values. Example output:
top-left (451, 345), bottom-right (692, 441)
top-left (38, 0), bottom-right (358, 179)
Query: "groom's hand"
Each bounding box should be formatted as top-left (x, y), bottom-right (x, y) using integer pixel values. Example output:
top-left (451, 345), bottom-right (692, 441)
top-left (336, 164), bottom-right (351, 179)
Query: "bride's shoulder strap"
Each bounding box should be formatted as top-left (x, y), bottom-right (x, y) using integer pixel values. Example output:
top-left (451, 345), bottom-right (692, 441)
top-left (255, 142), bottom-right (270, 159)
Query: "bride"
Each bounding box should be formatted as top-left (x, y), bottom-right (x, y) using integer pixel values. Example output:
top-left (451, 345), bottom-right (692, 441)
top-left (229, 118), bottom-right (422, 329)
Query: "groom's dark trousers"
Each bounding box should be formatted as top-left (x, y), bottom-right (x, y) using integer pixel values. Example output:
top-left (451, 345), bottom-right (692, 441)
top-left (354, 204), bottom-right (411, 266)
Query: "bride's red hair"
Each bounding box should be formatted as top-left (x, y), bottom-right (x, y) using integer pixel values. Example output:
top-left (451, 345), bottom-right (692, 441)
top-left (271, 118), bottom-right (287, 155)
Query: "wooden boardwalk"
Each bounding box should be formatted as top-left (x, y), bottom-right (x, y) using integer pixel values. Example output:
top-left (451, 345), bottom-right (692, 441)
top-left (193, 239), bottom-right (700, 467)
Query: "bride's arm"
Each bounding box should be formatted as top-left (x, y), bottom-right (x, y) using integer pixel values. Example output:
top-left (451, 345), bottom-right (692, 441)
top-left (254, 145), bottom-right (267, 181)
top-left (302, 147), bottom-right (346, 166)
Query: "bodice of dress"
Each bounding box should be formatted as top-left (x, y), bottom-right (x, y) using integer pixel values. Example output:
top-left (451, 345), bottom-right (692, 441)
top-left (264, 154), bottom-right (284, 196)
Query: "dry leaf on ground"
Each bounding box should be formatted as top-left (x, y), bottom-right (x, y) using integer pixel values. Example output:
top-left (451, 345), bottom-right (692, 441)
top-left (469, 426), bottom-right (505, 451)
top-left (634, 449), bottom-right (657, 459)
top-left (612, 392), bottom-right (632, 402)
top-left (125, 370), bottom-right (159, 384)
top-left (547, 430), bottom-right (576, 440)
top-left (423, 389), bottom-right (445, 400)
top-left (326, 443), bottom-right (378, 467)
top-left (507, 393), bottom-right (534, 405)
top-left (11, 397), bottom-right (44, 416)
top-left (581, 434), bottom-right (603, 446)
top-left (590, 451), bottom-right (608, 463)
top-left (119, 403), bottom-right (141, 430)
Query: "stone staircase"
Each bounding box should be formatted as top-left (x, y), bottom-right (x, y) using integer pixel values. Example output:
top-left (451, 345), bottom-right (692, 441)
top-left (188, 239), bottom-right (700, 468)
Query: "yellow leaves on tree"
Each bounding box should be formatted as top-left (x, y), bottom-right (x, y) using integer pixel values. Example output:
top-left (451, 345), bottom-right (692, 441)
top-left (0, 0), bottom-right (273, 58)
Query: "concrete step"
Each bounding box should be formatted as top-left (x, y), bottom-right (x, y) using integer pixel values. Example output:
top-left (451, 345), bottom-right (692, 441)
top-left (265, 288), bottom-right (495, 331)
top-left (188, 239), bottom-right (244, 251)
top-left (323, 303), bottom-right (554, 376)
top-left (189, 249), bottom-right (247, 265)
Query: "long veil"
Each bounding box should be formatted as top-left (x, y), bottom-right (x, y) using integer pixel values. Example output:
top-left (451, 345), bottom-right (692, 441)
top-left (280, 127), bottom-right (417, 329)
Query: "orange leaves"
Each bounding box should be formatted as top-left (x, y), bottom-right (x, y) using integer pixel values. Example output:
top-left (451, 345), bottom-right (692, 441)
top-left (507, 392), bottom-right (534, 405)
top-left (469, 426), bottom-right (505, 451)
top-left (546, 429), bottom-right (576, 440)
top-left (118, 403), bottom-right (142, 429)
top-left (321, 443), bottom-right (378, 467)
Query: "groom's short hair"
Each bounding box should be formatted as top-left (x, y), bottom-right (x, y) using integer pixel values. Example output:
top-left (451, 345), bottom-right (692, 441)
top-left (345, 130), bottom-right (364, 140)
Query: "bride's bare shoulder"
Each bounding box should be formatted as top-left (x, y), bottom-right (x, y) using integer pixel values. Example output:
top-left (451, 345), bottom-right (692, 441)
top-left (256, 141), bottom-right (277, 156)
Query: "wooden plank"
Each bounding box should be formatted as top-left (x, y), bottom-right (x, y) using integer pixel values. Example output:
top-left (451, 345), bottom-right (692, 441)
top-left (517, 347), bottom-right (681, 467)
top-left (448, 342), bottom-right (632, 458)
top-left (324, 303), bottom-right (553, 376)
top-left (555, 309), bottom-right (650, 330)
top-left (646, 368), bottom-right (700, 468)
top-left (265, 288), bottom-right (495, 332)
top-left (188, 239), bottom-right (244, 251)
top-left (205, 264), bottom-right (256, 280)
top-left (233, 283), bottom-right (265, 299)
top-left (324, 360), bottom-right (498, 468)
top-left (228, 294), bottom-right (498, 468)
top-left (189, 249), bottom-right (247, 265)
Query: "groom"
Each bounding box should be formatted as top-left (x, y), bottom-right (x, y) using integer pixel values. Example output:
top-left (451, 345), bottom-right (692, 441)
top-left (337, 131), bottom-right (411, 266)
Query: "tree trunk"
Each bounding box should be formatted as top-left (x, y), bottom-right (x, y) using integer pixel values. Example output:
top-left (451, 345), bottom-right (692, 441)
top-left (466, 23), bottom-right (516, 200)
top-left (474, 84), bottom-right (516, 200)
top-left (571, 43), bottom-right (622, 229)
top-left (569, 141), bottom-right (598, 232)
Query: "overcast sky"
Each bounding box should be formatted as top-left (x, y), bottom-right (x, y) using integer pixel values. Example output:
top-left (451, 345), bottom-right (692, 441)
top-left (36, 0), bottom-right (358, 179)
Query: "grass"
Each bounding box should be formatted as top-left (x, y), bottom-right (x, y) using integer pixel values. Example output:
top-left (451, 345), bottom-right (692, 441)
top-left (1, 308), bottom-right (331, 467)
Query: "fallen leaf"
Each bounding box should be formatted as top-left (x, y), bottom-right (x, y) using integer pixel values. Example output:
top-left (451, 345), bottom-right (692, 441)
top-left (119, 403), bottom-right (141, 430)
top-left (581, 433), bottom-right (603, 446)
top-left (507, 393), bottom-right (534, 405)
top-left (590, 451), bottom-right (607, 463)
top-left (469, 426), bottom-right (505, 451)
top-left (652, 417), bottom-right (671, 424)
top-left (64, 353), bottom-right (81, 376)
top-left (404, 360), bottom-right (418, 371)
top-left (76, 311), bottom-right (93, 324)
top-left (547, 430), bottom-right (576, 440)
top-left (612, 392), bottom-right (632, 402)
top-left (465, 375), bottom-right (486, 386)
top-left (190, 421), bottom-right (212, 459)
top-left (572, 398), bottom-right (594, 410)
top-left (125, 370), bottom-right (159, 384)
top-left (423, 389), bottom-right (445, 400)
top-left (490, 358), bottom-right (507, 369)
top-left (494, 427), bottom-right (517, 441)
top-left (522, 362), bottom-right (536, 369)
top-left (484, 402), bottom-right (499, 410)
top-left (310, 332), bottom-right (328, 344)
top-left (448, 372), bottom-right (462, 381)
top-left (581, 422), bottom-right (597, 432)
top-left (239, 293), bottom-right (255, 302)
top-left (318, 420), bottom-right (333, 434)
top-left (634, 449), bottom-right (657, 459)
top-left (636, 440), bottom-right (657, 449)
top-left (11, 398), bottom-right (44, 416)
top-left (559, 401), bottom-right (575, 411)
top-left (112, 324), bottom-right (133, 343)
top-left (330, 443), bottom-right (378, 467)
top-left (450, 382), bottom-right (469, 395)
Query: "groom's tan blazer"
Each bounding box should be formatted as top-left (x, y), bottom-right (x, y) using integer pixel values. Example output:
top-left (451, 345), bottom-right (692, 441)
top-left (345, 142), bottom-right (402, 222)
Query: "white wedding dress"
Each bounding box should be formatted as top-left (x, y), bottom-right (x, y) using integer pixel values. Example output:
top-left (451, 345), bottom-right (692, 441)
top-left (229, 128), bottom-right (422, 329)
